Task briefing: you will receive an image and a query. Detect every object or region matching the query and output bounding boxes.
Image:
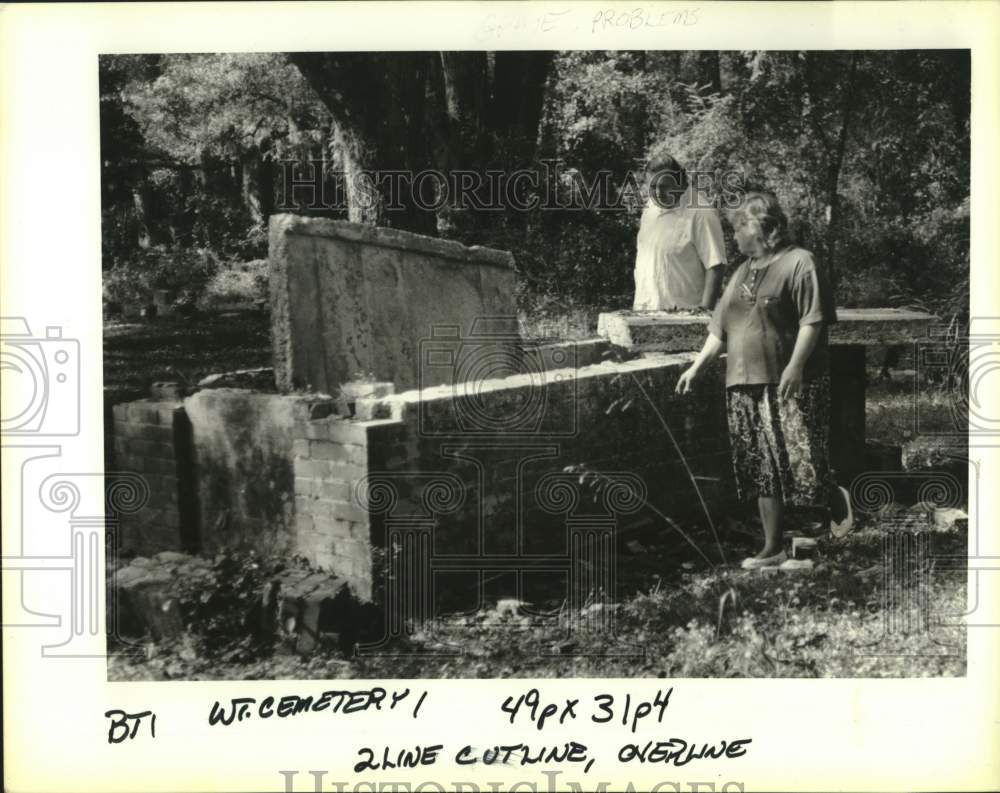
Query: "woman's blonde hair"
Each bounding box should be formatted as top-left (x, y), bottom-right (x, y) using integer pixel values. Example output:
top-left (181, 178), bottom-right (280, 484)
top-left (729, 191), bottom-right (790, 251)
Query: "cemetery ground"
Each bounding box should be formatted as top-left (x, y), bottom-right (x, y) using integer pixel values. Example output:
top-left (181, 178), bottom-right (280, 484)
top-left (104, 311), bottom-right (969, 679)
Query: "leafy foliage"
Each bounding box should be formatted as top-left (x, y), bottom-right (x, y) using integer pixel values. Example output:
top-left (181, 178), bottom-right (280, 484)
top-left (527, 50), bottom-right (969, 323)
top-left (103, 246), bottom-right (218, 308)
top-left (101, 50), bottom-right (969, 326)
top-left (124, 53), bottom-right (330, 164)
top-left (169, 550), bottom-right (280, 659)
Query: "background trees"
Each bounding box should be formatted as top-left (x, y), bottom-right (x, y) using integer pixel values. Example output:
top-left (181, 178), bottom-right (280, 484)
top-left (100, 49), bottom-right (969, 325)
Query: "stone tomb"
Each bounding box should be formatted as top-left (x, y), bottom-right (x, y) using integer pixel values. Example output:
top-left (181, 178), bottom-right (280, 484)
top-left (269, 214), bottom-right (518, 395)
top-left (111, 218), bottom-right (937, 627)
top-left (597, 307), bottom-right (938, 480)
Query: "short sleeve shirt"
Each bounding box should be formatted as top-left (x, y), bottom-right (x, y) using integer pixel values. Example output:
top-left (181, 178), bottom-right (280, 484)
top-left (633, 190), bottom-right (727, 310)
top-left (708, 247), bottom-right (837, 387)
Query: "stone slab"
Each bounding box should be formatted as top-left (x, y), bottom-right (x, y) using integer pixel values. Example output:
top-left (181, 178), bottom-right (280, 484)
top-left (112, 552), bottom-right (214, 640)
top-left (197, 367), bottom-right (276, 391)
top-left (184, 389), bottom-right (304, 553)
top-left (269, 214), bottom-right (517, 395)
top-left (597, 308), bottom-right (938, 352)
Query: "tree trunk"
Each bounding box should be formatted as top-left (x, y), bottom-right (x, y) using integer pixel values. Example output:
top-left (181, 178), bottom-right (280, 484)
top-left (289, 51), bottom-right (552, 239)
top-left (438, 52), bottom-right (489, 168)
top-left (490, 52), bottom-right (552, 165)
top-left (131, 187), bottom-right (151, 249)
top-left (241, 156), bottom-right (263, 227)
top-left (289, 52), bottom-right (437, 234)
top-left (334, 123), bottom-right (382, 226)
top-left (700, 50), bottom-right (723, 95)
top-left (823, 53), bottom-right (860, 294)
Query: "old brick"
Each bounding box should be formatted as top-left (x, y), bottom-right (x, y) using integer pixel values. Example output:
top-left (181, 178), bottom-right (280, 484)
top-left (294, 459), bottom-right (334, 480)
top-left (157, 403), bottom-right (184, 424)
top-left (126, 439), bottom-right (156, 458)
top-left (302, 421), bottom-right (333, 441)
top-left (126, 401), bottom-right (161, 425)
top-left (294, 512), bottom-right (316, 534)
top-left (308, 440), bottom-right (365, 464)
top-left (294, 477), bottom-right (317, 498)
top-left (321, 498), bottom-right (367, 524)
top-left (134, 423), bottom-right (175, 443)
top-left (144, 457), bottom-right (178, 475)
top-left (313, 548), bottom-right (338, 572)
top-left (146, 440), bottom-right (176, 459)
top-left (326, 419), bottom-right (377, 445)
top-left (318, 481), bottom-right (352, 502)
top-left (323, 462), bottom-right (367, 482)
top-left (312, 514), bottom-right (355, 541)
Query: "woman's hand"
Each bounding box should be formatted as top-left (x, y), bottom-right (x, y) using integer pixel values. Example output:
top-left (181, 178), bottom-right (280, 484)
top-left (676, 333), bottom-right (725, 395)
top-left (781, 323), bottom-right (822, 400)
top-left (778, 363), bottom-right (804, 400)
top-left (675, 365), bottom-right (699, 394)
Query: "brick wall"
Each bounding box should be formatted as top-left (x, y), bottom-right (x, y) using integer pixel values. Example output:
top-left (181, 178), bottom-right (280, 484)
top-left (111, 399), bottom-right (197, 554)
top-left (292, 403), bottom-right (374, 597)
top-left (289, 351), bottom-right (732, 603)
top-left (111, 351), bottom-right (732, 604)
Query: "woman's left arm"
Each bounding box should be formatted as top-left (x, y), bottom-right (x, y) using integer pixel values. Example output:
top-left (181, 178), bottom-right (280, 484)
top-left (778, 322), bottom-right (822, 399)
top-left (781, 253), bottom-right (834, 399)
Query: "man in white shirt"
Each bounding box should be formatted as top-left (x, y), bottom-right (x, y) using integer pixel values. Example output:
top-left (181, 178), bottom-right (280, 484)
top-left (633, 155), bottom-right (727, 312)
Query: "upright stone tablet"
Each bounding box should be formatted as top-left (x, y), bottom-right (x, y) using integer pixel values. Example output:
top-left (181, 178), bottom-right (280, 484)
top-left (269, 214), bottom-right (518, 395)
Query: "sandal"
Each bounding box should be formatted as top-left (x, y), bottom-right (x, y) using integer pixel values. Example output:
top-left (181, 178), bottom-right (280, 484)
top-left (830, 485), bottom-right (855, 538)
top-left (740, 550), bottom-right (787, 570)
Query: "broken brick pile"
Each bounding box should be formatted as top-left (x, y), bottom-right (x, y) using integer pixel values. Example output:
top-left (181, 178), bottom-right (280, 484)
top-left (111, 552), bottom-right (360, 655)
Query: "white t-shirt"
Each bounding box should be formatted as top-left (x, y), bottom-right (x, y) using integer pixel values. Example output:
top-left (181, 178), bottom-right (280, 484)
top-left (633, 191), bottom-right (728, 310)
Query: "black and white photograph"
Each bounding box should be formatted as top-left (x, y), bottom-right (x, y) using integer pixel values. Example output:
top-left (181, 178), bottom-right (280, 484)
top-left (101, 48), bottom-right (972, 681)
top-left (2, 4), bottom-right (998, 792)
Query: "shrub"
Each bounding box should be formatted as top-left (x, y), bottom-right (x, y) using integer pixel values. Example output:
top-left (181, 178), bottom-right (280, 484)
top-left (199, 258), bottom-right (269, 309)
top-left (103, 246), bottom-right (219, 308)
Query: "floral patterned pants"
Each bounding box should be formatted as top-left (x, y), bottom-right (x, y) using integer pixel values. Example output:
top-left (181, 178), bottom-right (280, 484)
top-left (725, 375), bottom-right (835, 507)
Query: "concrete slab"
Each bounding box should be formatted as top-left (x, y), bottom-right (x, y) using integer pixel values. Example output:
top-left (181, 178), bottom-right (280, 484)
top-left (597, 308), bottom-right (938, 352)
top-left (269, 214), bottom-right (517, 395)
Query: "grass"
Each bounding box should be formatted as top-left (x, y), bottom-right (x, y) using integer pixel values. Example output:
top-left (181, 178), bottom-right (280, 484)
top-left (108, 514), bottom-right (967, 680)
top-left (104, 312), bottom-right (970, 680)
top-left (103, 311), bottom-right (271, 400)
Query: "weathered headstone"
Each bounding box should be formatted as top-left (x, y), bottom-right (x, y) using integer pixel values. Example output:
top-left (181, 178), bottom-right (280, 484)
top-left (269, 214), bottom-right (518, 395)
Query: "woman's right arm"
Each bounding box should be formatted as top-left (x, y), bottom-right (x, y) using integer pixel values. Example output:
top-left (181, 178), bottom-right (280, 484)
top-left (675, 332), bottom-right (725, 394)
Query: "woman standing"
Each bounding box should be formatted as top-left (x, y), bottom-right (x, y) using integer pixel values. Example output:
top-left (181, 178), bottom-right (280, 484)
top-left (675, 192), bottom-right (852, 569)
